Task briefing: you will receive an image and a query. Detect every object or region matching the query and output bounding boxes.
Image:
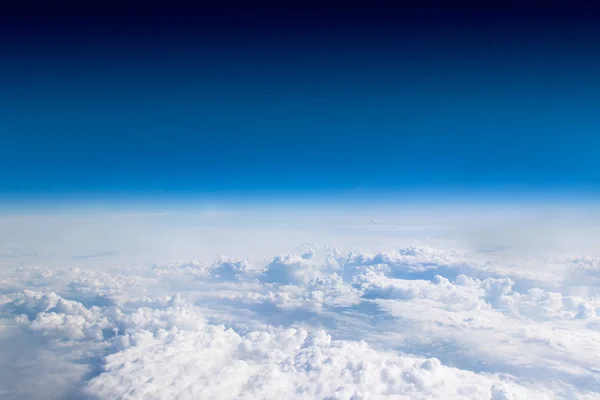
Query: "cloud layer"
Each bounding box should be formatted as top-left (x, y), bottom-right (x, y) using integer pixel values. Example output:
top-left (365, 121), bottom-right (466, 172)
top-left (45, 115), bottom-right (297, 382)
top-left (2, 221), bottom-right (600, 399)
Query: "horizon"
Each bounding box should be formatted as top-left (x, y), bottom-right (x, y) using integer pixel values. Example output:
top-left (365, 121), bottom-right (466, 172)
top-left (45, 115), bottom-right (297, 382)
top-left (2, 2), bottom-right (600, 399)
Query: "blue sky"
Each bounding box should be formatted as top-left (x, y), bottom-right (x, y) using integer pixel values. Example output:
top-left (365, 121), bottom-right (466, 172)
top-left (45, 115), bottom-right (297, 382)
top-left (1, 4), bottom-right (600, 207)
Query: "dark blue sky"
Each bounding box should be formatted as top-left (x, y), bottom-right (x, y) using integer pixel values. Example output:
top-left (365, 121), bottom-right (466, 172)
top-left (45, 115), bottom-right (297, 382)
top-left (2, 2), bottom-right (600, 205)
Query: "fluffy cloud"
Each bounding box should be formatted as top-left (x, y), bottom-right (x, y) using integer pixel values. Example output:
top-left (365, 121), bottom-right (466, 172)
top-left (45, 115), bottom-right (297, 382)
top-left (1, 235), bottom-right (600, 399)
top-left (2, 289), bottom-right (539, 399)
top-left (85, 326), bottom-right (539, 400)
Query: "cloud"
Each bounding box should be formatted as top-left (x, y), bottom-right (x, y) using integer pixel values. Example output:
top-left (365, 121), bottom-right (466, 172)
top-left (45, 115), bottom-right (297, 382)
top-left (1, 286), bottom-right (542, 399)
top-left (2, 288), bottom-right (537, 400)
top-left (84, 325), bottom-right (539, 400)
top-left (1, 213), bottom-right (600, 398)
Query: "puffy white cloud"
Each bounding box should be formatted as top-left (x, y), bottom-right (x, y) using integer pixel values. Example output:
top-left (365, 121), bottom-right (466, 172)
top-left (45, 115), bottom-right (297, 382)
top-left (82, 308), bottom-right (539, 400)
top-left (2, 211), bottom-right (600, 398)
top-left (1, 285), bottom-right (543, 399)
top-left (259, 254), bottom-right (324, 285)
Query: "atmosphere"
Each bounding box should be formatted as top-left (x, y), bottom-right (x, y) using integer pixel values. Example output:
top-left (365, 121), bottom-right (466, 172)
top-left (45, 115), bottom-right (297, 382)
top-left (2, 2), bottom-right (600, 400)
top-left (2, 2), bottom-right (600, 203)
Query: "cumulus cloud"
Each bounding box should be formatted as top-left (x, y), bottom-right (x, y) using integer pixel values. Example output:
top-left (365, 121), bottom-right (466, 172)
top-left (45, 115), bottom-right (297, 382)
top-left (1, 212), bottom-right (600, 398)
top-left (85, 325), bottom-right (539, 400)
top-left (2, 289), bottom-right (540, 400)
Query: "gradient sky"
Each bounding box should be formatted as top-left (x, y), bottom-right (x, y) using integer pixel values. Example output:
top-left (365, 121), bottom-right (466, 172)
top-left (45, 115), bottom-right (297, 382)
top-left (2, 2), bottom-right (600, 205)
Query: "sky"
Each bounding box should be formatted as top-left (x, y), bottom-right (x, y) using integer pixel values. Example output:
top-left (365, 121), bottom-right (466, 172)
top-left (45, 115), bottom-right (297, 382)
top-left (2, 2), bottom-right (600, 208)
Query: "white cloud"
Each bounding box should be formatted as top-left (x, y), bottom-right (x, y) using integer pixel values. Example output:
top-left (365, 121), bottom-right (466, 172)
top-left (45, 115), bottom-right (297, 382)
top-left (1, 209), bottom-right (600, 398)
top-left (84, 325), bottom-right (540, 400)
